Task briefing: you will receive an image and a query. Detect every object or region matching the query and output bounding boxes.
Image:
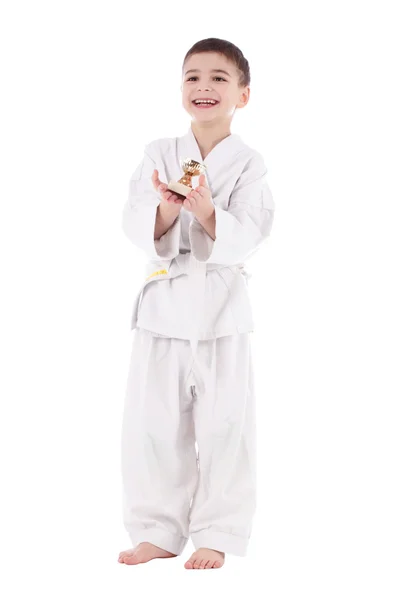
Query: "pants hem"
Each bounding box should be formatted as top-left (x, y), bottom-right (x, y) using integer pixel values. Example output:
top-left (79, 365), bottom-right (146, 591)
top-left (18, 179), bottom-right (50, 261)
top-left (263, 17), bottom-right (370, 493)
top-left (127, 526), bottom-right (188, 556)
top-left (191, 530), bottom-right (249, 557)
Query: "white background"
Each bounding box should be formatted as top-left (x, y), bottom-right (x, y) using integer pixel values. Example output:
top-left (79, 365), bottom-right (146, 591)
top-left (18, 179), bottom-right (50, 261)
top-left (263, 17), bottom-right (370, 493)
top-left (1, 1), bottom-right (399, 598)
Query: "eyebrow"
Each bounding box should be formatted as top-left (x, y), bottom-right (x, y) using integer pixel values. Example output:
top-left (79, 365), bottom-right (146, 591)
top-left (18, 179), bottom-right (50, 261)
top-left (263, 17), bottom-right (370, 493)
top-left (184, 69), bottom-right (231, 77)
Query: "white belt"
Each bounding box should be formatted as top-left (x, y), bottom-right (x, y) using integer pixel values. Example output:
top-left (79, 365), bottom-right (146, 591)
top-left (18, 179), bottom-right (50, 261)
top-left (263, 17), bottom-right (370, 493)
top-left (130, 252), bottom-right (249, 361)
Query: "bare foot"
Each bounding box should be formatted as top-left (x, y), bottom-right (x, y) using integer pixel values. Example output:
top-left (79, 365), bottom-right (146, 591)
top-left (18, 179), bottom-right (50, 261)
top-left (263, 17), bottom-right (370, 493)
top-left (184, 547), bottom-right (225, 569)
top-left (118, 542), bottom-right (177, 565)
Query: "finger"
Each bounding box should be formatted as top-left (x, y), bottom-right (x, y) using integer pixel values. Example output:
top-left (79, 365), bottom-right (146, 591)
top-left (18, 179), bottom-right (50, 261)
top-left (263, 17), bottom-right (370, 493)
top-left (195, 186), bottom-right (209, 195)
top-left (189, 190), bottom-right (201, 202)
top-left (151, 169), bottom-right (161, 190)
top-left (199, 174), bottom-right (208, 187)
top-left (163, 190), bottom-right (174, 202)
top-left (164, 191), bottom-right (182, 204)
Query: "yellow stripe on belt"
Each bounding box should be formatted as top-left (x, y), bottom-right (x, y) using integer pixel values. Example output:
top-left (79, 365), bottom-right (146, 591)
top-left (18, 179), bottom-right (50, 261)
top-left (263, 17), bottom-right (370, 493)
top-left (145, 269), bottom-right (168, 281)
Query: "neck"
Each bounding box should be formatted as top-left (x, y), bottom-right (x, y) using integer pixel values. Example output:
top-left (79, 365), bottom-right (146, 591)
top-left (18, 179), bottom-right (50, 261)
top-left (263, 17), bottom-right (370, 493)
top-left (190, 121), bottom-right (233, 161)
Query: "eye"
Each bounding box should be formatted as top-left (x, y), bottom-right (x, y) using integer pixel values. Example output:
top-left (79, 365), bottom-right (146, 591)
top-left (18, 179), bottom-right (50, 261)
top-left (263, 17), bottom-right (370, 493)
top-left (186, 76), bottom-right (227, 82)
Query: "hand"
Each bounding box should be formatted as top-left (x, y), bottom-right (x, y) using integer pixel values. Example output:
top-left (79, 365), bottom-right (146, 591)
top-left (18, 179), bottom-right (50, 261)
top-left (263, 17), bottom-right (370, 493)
top-left (182, 174), bottom-right (215, 221)
top-left (151, 169), bottom-right (183, 209)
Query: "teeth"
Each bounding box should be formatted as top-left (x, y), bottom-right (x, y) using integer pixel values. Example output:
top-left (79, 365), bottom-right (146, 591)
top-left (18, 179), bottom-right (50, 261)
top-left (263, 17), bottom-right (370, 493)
top-left (194, 100), bottom-right (216, 105)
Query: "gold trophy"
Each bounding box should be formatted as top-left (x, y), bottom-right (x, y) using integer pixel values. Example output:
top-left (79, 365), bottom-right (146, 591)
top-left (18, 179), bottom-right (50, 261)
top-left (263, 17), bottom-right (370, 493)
top-left (167, 157), bottom-right (207, 200)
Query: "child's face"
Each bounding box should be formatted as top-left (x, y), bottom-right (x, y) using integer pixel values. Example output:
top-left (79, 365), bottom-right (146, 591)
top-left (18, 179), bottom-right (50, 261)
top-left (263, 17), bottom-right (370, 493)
top-left (181, 52), bottom-right (249, 125)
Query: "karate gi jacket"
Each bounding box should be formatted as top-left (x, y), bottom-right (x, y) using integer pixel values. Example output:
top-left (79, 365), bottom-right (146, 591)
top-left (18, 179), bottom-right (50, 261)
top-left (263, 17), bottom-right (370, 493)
top-left (122, 126), bottom-right (275, 352)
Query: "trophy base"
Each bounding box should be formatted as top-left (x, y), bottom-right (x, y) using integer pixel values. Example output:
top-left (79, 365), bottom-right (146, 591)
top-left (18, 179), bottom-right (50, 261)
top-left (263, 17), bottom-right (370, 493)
top-left (167, 181), bottom-right (191, 200)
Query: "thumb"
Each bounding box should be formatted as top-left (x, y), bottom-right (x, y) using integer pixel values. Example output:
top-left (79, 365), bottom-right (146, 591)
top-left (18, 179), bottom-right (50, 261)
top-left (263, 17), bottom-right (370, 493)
top-left (199, 173), bottom-right (208, 187)
top-left (151, 169), bottom-right (164, 191)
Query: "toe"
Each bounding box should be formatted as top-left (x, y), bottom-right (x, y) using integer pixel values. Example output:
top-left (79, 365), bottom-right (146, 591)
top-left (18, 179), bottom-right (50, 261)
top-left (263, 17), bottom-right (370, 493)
top-left (213, 561), bottom-right (221, 568)
top-left (204, 560), bottom-right (212, 569)
top-left (199, 559), bottom-right (207, 569)
top-left (193, 559), bottom-right (200, 569)
top-left (184, 560), bottom-right (194, 569)
top-left (123, 554), bottom-right (140, 565)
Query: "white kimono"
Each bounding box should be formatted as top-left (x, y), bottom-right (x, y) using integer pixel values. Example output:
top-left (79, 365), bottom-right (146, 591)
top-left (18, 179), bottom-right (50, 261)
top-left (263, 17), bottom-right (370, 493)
top-left (120, 127), bottom-right (275, 557)
top-left (122, 126), bottom-right (275, 357)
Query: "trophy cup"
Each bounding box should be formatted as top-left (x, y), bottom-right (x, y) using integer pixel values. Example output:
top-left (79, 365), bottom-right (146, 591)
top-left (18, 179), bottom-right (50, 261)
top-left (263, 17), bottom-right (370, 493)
top-left (167, 158), bottom-right (207, 201)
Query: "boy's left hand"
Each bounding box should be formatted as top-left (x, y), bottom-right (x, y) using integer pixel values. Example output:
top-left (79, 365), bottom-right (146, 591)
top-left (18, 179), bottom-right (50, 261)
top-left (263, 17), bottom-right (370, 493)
top-left (183, 174), bottom-right (215, 221)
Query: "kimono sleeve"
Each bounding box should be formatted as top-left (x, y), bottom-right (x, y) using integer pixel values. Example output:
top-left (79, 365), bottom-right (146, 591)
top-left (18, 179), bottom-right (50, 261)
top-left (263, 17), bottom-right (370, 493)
top-left (189, 152), bottom-right (275, 265)
top-left (121, 144), bottom-right (181, 260)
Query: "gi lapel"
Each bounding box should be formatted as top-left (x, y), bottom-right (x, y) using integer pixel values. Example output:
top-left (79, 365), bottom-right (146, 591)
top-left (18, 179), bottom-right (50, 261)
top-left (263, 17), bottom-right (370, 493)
top-left (178, 126), bottom-right (245, 192)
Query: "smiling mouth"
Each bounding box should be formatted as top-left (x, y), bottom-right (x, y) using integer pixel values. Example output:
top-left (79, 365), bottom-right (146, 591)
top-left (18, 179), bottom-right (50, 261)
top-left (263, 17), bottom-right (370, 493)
top-left (192, 101), bottom-right (220, 109)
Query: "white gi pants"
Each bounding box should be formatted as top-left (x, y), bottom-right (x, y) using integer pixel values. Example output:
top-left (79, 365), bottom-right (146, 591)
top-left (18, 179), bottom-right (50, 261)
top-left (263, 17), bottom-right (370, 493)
top-left (120, 328), bottom-right (257, 557)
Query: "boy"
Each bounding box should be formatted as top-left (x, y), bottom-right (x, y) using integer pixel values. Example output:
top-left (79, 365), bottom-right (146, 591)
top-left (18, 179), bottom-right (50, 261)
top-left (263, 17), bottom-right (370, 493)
top-left (118, 38), bottom-right (275, 570)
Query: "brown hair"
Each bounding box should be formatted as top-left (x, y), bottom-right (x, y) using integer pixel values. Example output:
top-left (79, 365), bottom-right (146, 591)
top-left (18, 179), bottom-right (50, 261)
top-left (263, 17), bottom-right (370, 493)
top-left (182, 38), bottom-right (250, 88)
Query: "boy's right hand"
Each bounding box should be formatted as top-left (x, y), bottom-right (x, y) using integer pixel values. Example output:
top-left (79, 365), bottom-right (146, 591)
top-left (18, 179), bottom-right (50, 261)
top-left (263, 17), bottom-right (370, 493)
top-left (151, 170), bottom-right (183, 210)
